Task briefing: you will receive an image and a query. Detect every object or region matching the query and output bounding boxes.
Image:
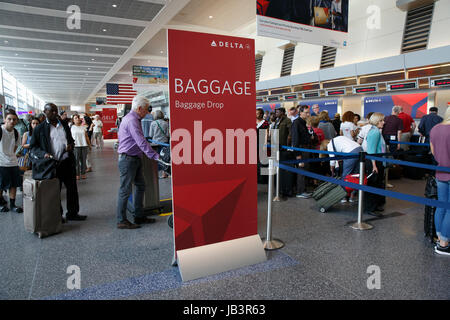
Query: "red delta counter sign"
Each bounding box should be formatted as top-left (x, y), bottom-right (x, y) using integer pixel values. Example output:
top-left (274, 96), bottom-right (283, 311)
top-left (95, 108), bottom-right (118, 139)
top-left (168, 30), bottom-right (264, 280)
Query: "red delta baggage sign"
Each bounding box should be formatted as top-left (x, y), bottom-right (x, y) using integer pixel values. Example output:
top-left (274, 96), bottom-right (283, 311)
top-left (168, 29), bottom-right (257, 252)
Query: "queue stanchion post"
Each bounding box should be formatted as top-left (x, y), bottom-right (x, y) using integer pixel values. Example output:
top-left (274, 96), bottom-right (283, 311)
top-left (351, 152), bottom-right (373, 231)
top-left (262, 157), bottom-right (285, 250)
top-left (273, 150), bottom-right (283, 202)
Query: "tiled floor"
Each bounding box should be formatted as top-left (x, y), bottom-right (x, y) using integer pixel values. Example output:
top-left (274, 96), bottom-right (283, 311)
top-left (0, 141), bottom-right (449, 300)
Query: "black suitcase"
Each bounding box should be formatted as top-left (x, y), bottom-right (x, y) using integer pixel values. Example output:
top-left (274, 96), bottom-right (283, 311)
top-left (402, 154), bottom-right (428, 180)
top-left (424, 175), bottom-right (438, 243)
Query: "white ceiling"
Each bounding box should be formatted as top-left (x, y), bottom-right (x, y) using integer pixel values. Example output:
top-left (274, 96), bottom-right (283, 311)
top-left (0, 0), bottom-right (256, 106)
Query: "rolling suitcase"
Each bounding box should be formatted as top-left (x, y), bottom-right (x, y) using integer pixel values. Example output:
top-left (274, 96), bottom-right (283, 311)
top-left (312, 180), bottom-right (347, 213)
top-left (344, 174), bottom-right (367, 197)
top-left (23, 177), bottom-right (62, 238)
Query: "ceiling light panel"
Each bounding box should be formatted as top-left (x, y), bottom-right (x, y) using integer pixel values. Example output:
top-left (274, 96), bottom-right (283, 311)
top-left (1, 0), bottom-right (164, 22)
top-left (0, 10), bottom-right (145, 38)
top-left (0, 27), bottom-right (134, 47)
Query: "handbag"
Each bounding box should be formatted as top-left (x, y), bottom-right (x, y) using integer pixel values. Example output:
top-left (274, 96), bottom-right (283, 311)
top-left (18, 153), bottom-right (31, 171)
top-left (29, 151), bottom-right (58, 180)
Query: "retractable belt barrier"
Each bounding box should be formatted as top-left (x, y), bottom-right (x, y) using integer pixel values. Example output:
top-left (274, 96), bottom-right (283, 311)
top-left (278, 163), bottom-right (450, 210)
top-left (389, 140), bottom-right (430, 147)
top-left (273, 143), bottom-right (450, 210)
top-left (366, 155), bottom-right (450, 173)
top-left (146, 138), bottom-right (170, 147)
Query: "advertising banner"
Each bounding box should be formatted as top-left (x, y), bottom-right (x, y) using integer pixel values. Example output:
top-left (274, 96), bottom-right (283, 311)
top-left (168, 30), bottom-right (258, 253)
top-left (301, 98), bottom-right (338, 117)
top-left (257, 103), bottom-right (281, 112)
top-left (95, 108), bottom-right (118, 139)
top-left (133, 66), bottom-right (168, 85)
top-left (257, 0), bottom-right (349, 48)
top-left (364, 93), bottom-right (428, 119)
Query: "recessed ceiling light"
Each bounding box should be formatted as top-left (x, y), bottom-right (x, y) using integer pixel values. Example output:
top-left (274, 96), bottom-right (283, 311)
top-left (95, 47), bottom-right (99, 51)
top-left (112, 4), bottom-right (117, 8)
top-left (160, 50), bottom-right (164, 54)
top-left (209, 15), bottom-right (213, 19)
top-left (15, 53), bottom-right (19, 56)
top-left (102, 29), bottom-right (107, 32)
top-left (91, 58), bottom-right (95, 61)
top-left (4, 40), bottom-right (8, 44)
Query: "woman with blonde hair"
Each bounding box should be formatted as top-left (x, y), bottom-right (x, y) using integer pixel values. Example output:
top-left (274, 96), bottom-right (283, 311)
top-left (364, 112), bottom-right (386, 216)
top-left (430, 107), bottom-right (450, 255)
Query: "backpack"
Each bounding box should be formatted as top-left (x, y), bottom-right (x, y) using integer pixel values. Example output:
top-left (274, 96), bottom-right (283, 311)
top-left (0, 126), bottom-right (19, 142)
top-left (424, 175), bottom-right (438, 243)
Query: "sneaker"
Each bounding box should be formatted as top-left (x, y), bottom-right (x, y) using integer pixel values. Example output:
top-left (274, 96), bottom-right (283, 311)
top-left (341, 198), bottom-right (348, 203)
top-left (386, 183), bottom-right (394, 188)
top-left (349, 198), bottom-right (357, 203)
top-left (434, 244), bottom-right (450, 256)
top-left (0, 205), bottom-right (9, 213)
top-left (296, 192), bottom-right (312, 199)
top-left (11, 206), bottom-right (23, 214)
top-left (117, 220), bottom-right (141, 229)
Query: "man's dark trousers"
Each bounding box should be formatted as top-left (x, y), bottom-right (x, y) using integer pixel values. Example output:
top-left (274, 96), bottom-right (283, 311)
top-left (57, 156), bottom-right (79, 216)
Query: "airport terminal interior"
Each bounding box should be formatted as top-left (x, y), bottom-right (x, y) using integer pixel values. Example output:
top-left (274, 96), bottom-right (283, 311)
top-left (0, 0), bottom-right (450, 301)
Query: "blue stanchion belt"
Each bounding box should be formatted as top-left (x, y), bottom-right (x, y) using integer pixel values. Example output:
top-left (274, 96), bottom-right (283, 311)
top-left (146, 138), bottom-right (170, 147)
top-left (278, 163), bottom-right (450, 210)
top-left (280, 155), bottom-right (359, 165)
top-left (389, 141), bottom-right (430, 147)
top-left (278, 145), bottom-right (359, 157)
top-left (366, 155), bottom-right (450, 173)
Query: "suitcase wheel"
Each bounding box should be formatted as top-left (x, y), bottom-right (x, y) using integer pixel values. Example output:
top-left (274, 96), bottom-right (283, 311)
top-left (320, 207), bottom-right (326, 213)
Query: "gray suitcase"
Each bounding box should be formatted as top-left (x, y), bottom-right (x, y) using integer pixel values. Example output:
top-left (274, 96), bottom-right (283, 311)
top-left (312, 181), bottom-right (347, 213)
top-left (127, 156), bottom-right (162, 215)
top-left (23, 177), bottom-right (62, 238)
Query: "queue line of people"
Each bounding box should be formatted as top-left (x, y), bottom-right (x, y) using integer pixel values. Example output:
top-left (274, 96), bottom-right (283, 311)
top-left (256, 104), bottom-right (448, 217)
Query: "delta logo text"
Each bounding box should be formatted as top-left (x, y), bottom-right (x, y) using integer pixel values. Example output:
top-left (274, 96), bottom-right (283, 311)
top-left (211, 40), bottom-right (249, 50)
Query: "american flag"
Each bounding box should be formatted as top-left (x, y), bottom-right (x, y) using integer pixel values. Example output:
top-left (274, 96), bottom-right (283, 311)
top-left (106, 83), bottom-right (137, 104)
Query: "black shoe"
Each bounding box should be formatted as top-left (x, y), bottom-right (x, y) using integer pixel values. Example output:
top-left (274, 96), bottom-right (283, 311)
top-left (134, 217), bottom-right (156, 225)
top-left (61, 217), bottom-right (66, 224)
top-left (374, 206), bottom-right (385, 212)
top-left (11, 206), bottom-right (23, 213)
top-left (0, 205), bottom-right (9, 213)
top-left (367, 211), bottom-right (383, 217)
top-left (66, 214), bottom-right (87, 221)
top-left (117, 220), bottom-right (141, 229)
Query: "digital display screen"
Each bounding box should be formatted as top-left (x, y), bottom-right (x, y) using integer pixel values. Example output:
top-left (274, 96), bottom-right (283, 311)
top-left (267, 96), bottom-right (279, 101)
top-left (303, 92), bottom-right (319, 98)
top-left (432, 79), bottom-right (450, 87)
top-left (388, 82), bottom-right (416, 91)
top-left (327, 90), bottom-right (345, 96)
top-left (284, 94), bottom-right (297, 100)
top-left (354, 87), bottom-right (377, 93)
top-left (256, 98), bottom-right (264, 102)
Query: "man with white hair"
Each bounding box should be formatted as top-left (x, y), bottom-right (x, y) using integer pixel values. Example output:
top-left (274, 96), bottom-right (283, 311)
top-left (116, 96), bottom-right (160, 229)
top-left (382, 106), bottom-right (403, 154)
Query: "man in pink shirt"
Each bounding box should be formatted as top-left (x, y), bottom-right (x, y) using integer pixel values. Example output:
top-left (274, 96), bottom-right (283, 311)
top-left (397, 106), bottom-right (416, 151)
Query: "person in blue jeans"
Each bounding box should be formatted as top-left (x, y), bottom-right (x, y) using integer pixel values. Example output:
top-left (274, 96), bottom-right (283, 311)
top-left (430, 107), bottom-right (450, 256)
